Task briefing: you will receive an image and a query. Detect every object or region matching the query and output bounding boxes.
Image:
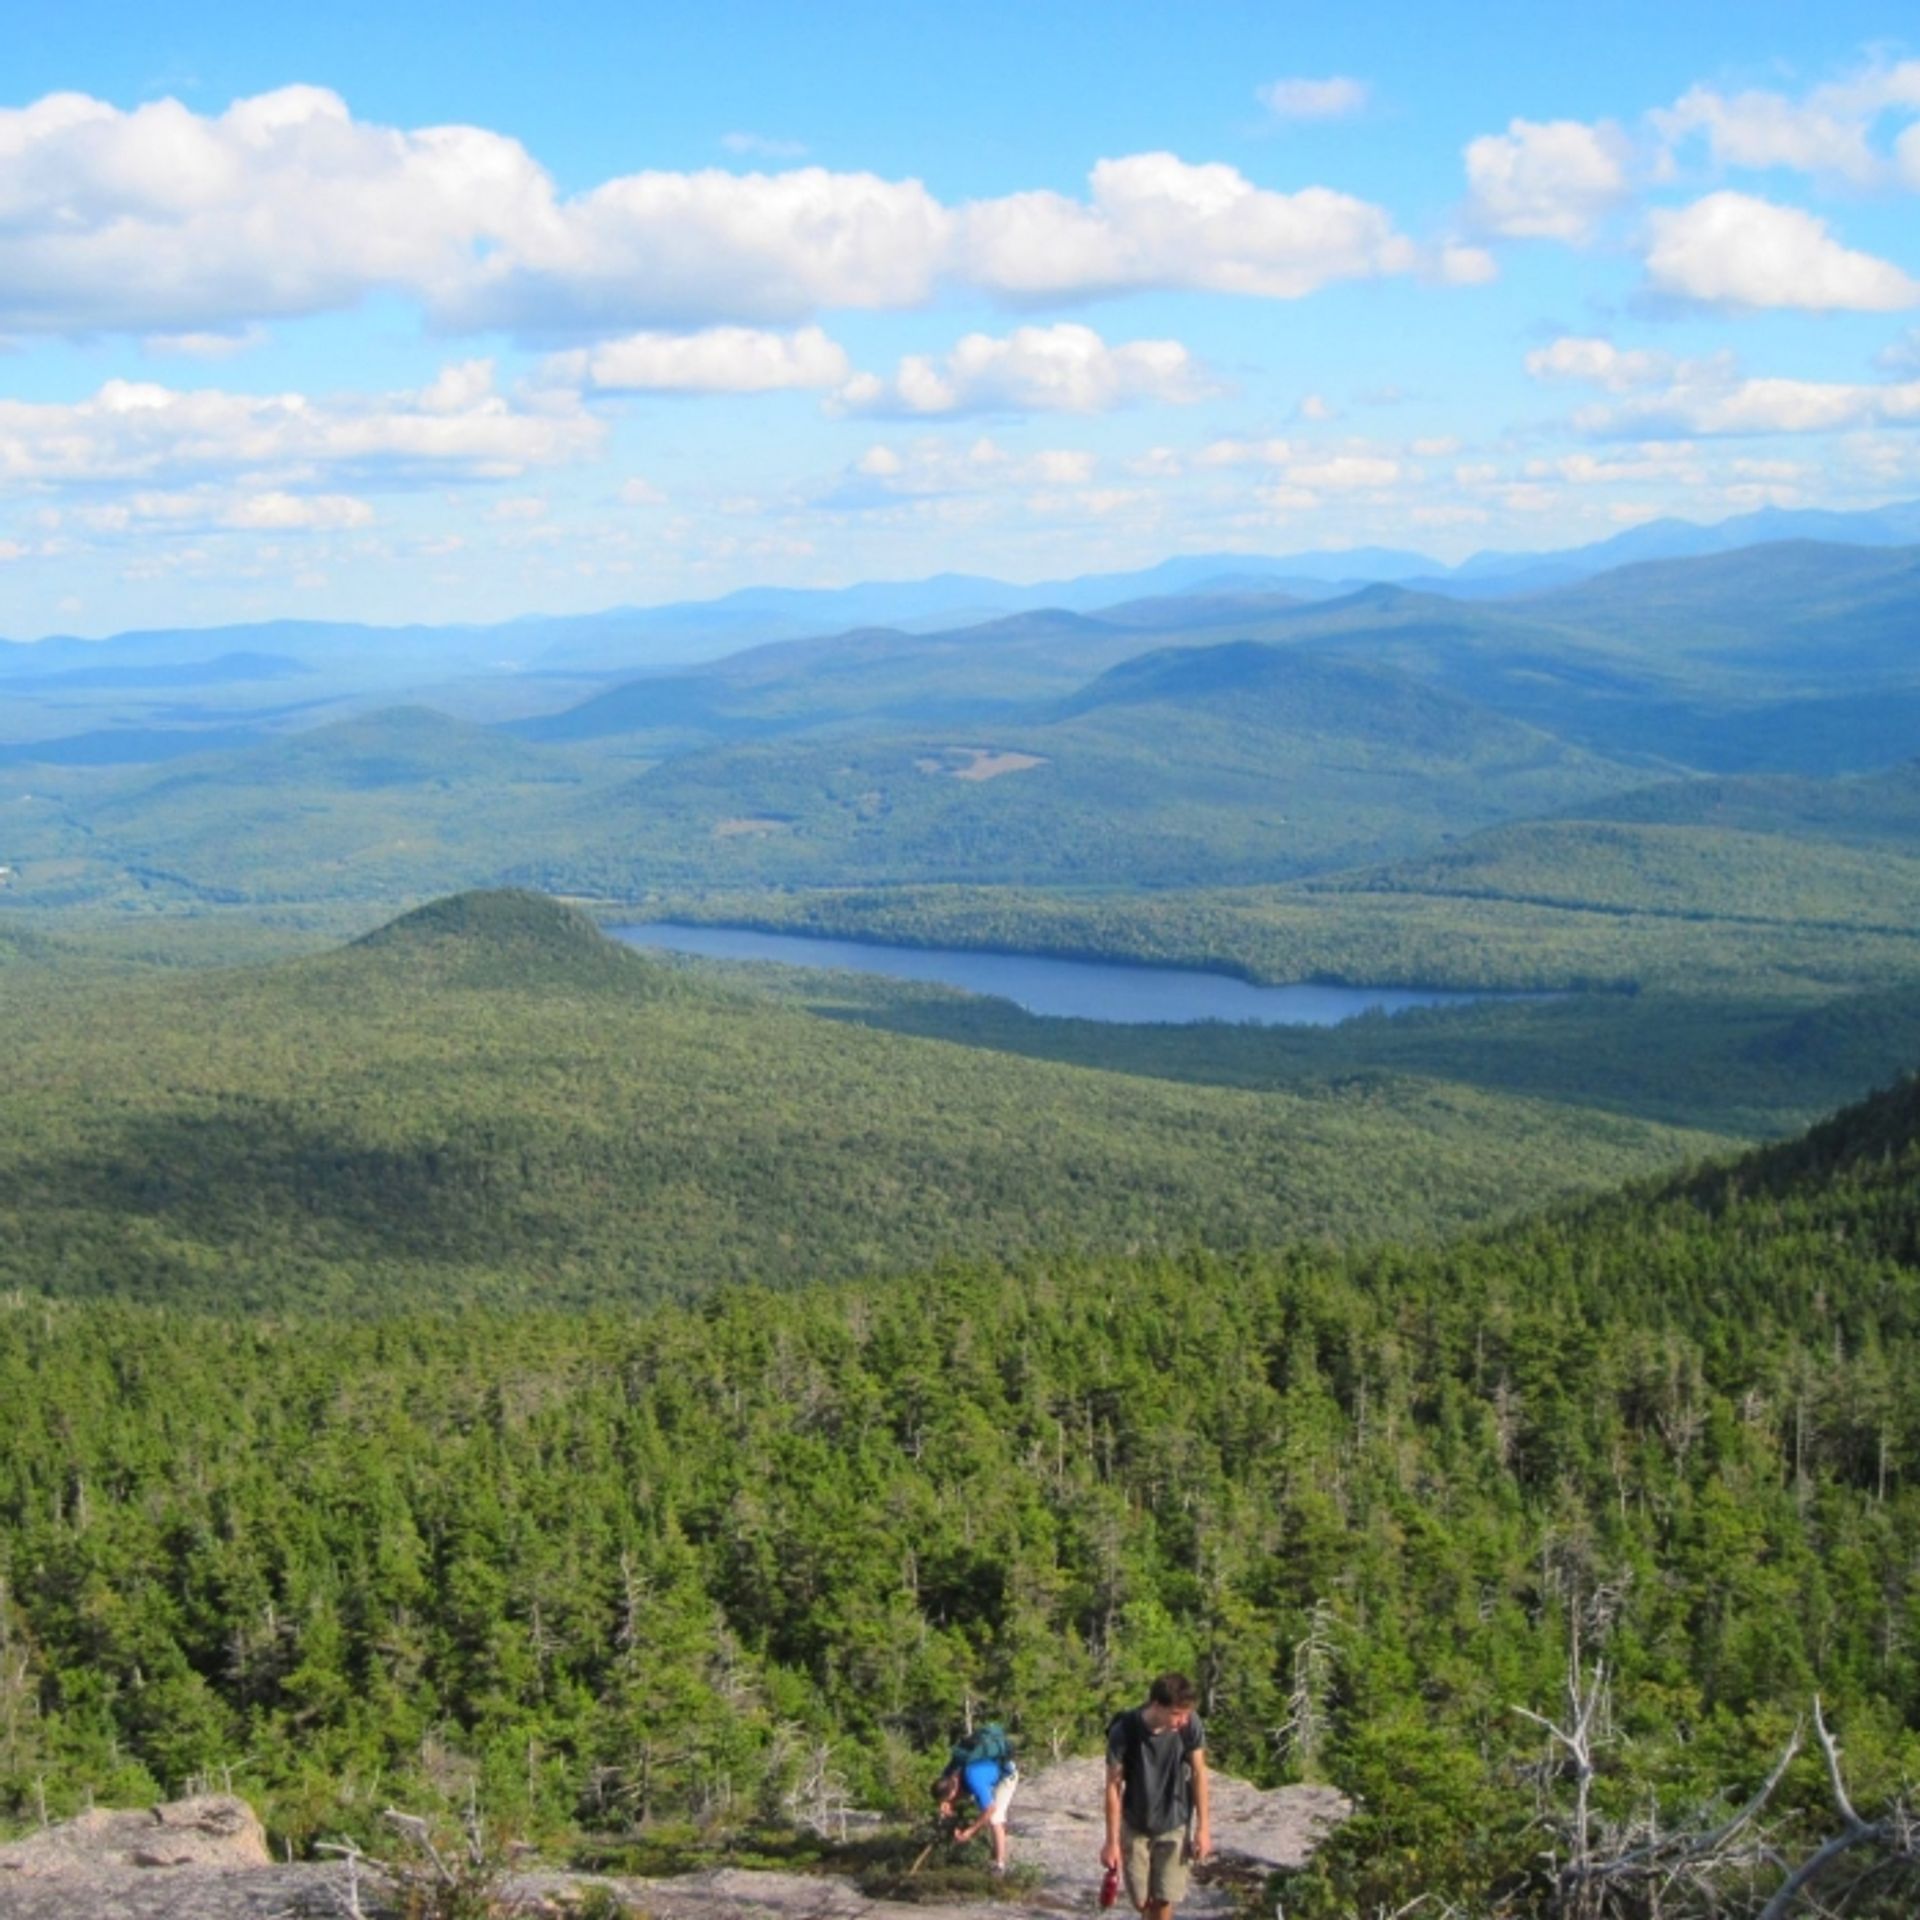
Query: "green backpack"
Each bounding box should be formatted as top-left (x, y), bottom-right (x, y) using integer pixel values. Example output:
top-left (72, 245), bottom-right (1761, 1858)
top-left (957, 1722), bottom-right (1014, 1768)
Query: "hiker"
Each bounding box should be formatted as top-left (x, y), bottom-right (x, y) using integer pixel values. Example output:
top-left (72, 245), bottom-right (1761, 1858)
top-left (1101, 1672), bottom-right (1211, 1920)
top-left (936, 1721), bottom-right (1019, 1873)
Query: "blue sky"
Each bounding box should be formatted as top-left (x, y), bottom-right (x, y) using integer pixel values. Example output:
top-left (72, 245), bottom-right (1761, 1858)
top-left (5, 1), bottom-right (1920, 636)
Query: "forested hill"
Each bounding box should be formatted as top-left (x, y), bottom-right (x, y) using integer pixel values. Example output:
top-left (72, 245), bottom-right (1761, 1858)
top-left (3, 1058), bottom-right (1919, 1914)
top-left (0, 892), bottom-right (1726, 1312)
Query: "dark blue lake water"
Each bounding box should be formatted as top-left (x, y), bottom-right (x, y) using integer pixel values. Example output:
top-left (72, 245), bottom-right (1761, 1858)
top-left (612, 923), bottom-right (1499, 1027)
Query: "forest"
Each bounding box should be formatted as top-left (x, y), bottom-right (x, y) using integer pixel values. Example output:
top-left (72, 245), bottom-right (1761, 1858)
top-left (6, 535), bottom-right (1920, 1915)
top-left (3, 1063), bottom-right (1920, 1915)
top-left (0, 894), bottom-right (1726, 1314)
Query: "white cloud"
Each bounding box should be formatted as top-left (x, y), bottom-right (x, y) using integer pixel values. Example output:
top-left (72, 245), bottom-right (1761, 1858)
top-left (1410, 504), bottom-right (1488, 526)
top-left (1879, 329), bottom-right (1920, 375)
top-left (618, 476), bottom-right (668, 507)
top-left (1644, 192), bottom-right (1920, 311)
top-left (1571, 365), bottom-right (1920, 438)
top-left (1529, 447), bottom-right (1705, 486)
top-left (486, 495), bottom-right (548, 521)
top-left (1529, 328), bottom-right (1920, 440)
top-left (458, 165), bottom-right (952, 333)
top-left (142, 327), bottom-right (269, 358)
top-left (1125, 447), bottom-right (1183, 477)
top-left (720, 132), bottom-right (809, 159)
top-left (1901, 122), bottom-right (1920, 190)
top-left (1652, 63), bottom-right (1920, 185)
top-left (825, 436), bottom-right (1100, 508)
top-left (1436, 243), bottom-right (1499, 285)
top-left (222, 491), bottom-right (374, 530)
top-left (1195, 437), bottom-right (1293, 467)
top-left (1655, 85), bottom-right (1872, 181)
top-left (1283, 454), bottom-right (1401, 490)
top-left (69, 486), bottom-right (373, 533)
top-left (958, 152), bottom-right (1419, 300)
top-left (552, 325), bottom-right (851, 393)
top-left (1464, 118), bottom-right (1631, 242)
top-left (0, 361), bottom-right (602, 490)
top-left (0, 89), bottom-right (1479, 337)
top-left (1294, 392), bottom-right (1338, 422)
top-left (835, 323), bottom-right (1210, 416)
top-left (0, 86), bottom-right (556, 335)
top-left (1258, 77), bottom-right (1370, 122)
top-left (1525, 336), bottom-right (1683, 392)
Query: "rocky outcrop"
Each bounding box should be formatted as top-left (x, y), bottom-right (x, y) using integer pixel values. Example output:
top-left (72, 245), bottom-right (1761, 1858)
top-left (0, 1794), bottom-right (333, 1919)
top-left (0, 1763), bottom-right (1350, 1919)
top-left (0, 1796), bottom-right (269, 1877)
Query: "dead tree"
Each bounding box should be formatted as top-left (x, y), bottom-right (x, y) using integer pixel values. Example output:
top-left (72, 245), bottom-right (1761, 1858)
top-left (1755, 1697), bottom-right (1919, 1919)
top-left (1514, 1678), bottom-right (1920, 1919)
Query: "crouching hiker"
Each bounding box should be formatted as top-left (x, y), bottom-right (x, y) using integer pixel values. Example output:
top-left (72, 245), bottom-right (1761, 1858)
top-left (1101, 1672), bottom-right (1210, 1920)
top-left (935, 1721), bottom-right (1019, 1874)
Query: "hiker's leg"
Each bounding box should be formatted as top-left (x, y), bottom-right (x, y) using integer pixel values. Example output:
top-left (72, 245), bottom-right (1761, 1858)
top-left (1147, 1828), bottom-right (1187, 1920)
top-left (987, 1773), bottom-right (1016, 1872)
top-left (1122, 1825), bottom-right (1151, 1913)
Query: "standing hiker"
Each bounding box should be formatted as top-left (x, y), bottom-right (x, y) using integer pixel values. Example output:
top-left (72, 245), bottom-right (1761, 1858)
top-left (936, 1721), bottom-right (1019, 1874)
top-left (1101, 1672), bottom-right (1211, 1920)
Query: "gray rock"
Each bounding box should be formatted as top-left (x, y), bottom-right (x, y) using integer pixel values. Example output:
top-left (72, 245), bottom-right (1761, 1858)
top-left (0, 1797), bottom-right (269, 1878)
top-left (0, 1761), bottom-right (1348, 1920)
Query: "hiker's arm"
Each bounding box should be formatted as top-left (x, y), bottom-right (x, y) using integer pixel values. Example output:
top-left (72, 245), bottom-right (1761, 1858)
top-left (1101, 1760), bottom-right (1124, 1869)
top-left (1189, 1751), bottom-right (1211, 1862)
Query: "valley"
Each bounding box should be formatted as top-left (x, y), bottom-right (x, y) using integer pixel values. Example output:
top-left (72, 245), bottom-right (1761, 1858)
top-left (5, 512), bottom-right (1920, 1918)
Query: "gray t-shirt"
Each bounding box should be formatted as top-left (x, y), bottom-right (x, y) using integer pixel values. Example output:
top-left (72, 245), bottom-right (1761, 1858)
top-left (1106, 1707), bottom-right (1206, 1835)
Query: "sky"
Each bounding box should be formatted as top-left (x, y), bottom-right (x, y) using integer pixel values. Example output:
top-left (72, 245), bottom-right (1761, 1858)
top-left (5, 0), bottom-right (1920, 637)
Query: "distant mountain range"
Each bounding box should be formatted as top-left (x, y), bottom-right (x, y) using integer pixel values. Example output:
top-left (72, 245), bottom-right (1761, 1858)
top-left (6, 495), bottom-right (1920, 683)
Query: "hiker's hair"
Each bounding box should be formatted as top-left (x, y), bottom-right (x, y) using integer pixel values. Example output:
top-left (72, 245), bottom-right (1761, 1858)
top-left (1147, 1671), bottom-right (1196, 1709)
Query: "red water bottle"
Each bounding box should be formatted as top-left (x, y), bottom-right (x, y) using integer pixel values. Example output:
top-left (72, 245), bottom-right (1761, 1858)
top-left (1100, 1864), bottom-right (1120, 1909)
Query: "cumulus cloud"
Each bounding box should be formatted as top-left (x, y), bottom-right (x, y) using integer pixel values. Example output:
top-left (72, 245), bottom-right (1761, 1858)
top-left (1568, 365), bottom-right (1920, 439)
top-left (0, 86), bottom-right (556, 335)
top-left (1464, 117), bottom-right (1632, 242)
top-left (957, 152), bottom-right (1420, 300)
top-left (456, 165), bottom-right (953, 333)
top-left (0, 361), bottom-right (602, 490)
top-left (0, 89), bottom-right (1461, 336)
top-left (1526, 331), bottom-right (1920, 438)
top-left (1258, 77), bottom-right (1370, 122)
top-left (1643, 192), bottom-right (1920, 311)
top-left (1652, 62), bottom-right (1920, 185)
top-left (834, 323), bottom-right (1210, 416)
top-left (1525, 336), bottom-right (1685, 392)
top-left (550, 325), bottom-right (851, 393)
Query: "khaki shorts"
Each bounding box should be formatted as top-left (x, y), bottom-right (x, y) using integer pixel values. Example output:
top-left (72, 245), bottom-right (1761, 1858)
top-left (986, 1770), bottom-right (1018, 1827)
top-left (1122, 1825), bottom-right (1189, 1907)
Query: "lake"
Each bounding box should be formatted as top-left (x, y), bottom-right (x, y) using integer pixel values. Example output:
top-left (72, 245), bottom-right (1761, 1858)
top-left (611, 922), bottom-right (1504, 1027)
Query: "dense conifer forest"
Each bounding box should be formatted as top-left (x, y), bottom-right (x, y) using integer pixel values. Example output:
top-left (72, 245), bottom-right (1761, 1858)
top-left (3, 1008), bottom-right (1919, 1910)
